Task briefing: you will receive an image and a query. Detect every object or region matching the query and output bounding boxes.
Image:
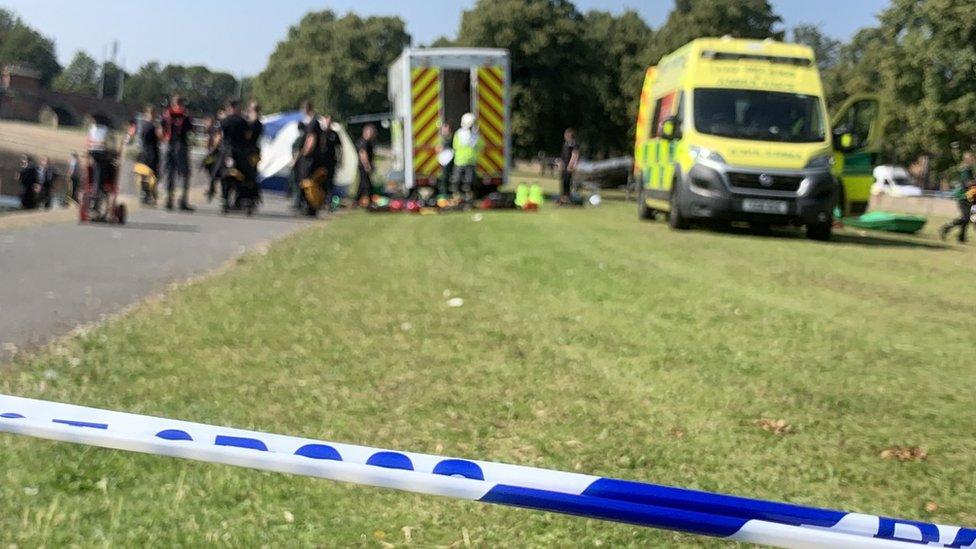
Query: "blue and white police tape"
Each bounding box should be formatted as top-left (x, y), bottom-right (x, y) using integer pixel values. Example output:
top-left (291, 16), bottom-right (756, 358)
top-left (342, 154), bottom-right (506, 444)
top-left (0, 395), bottom-right (972, 548)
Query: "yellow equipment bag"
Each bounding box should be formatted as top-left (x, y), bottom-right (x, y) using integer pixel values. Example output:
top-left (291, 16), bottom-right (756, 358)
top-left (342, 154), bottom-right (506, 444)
top-left (133, 162), bottom-right (157, 190)
top-left (301, 167), bottom-right (328, 209)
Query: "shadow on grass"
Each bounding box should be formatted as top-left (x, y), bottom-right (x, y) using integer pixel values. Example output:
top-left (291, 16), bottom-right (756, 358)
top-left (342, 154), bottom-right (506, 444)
top-left (830, 232), bottom-right (952, 250)
top-left (704, 223), bottom-right (952, 250)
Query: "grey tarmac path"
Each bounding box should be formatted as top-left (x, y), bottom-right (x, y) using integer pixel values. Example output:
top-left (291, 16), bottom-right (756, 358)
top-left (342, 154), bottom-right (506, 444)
top-left (0, 189), bottom-right (314, 363)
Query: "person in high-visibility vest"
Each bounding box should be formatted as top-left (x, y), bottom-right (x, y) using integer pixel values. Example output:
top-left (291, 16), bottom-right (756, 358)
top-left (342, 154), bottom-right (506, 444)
top-left (452, 112), bottom-right (482, 199)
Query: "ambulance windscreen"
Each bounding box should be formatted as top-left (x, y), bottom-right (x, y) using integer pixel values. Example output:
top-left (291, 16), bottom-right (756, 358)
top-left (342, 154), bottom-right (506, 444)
top-left (693, 88), bottom-right (825, 143)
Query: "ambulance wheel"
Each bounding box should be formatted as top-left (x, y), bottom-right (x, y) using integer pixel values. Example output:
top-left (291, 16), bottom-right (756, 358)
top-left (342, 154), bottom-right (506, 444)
top-left (806, 222), bottom-right (832, 241)
top-left (637, 185), bottom-right (656, 220)
top-left (667, 182), bottom-right (690, 230)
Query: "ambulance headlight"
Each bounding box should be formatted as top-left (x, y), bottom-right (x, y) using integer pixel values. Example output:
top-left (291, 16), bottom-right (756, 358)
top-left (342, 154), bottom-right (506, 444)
top-left (690, 146), bottom-right (726, 165)
top-left (805, 154), bottom-right (834, 170)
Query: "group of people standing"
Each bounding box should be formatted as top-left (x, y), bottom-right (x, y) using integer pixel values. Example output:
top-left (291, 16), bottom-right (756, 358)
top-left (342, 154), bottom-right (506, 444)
top-left (204, 98), bottom-right (264, 210)
top-left (290, 100), bottom-right (385, 215)
top-left (129, 95), bottom-right (194, 210)
top-left (433, 117), bottom-right (579, 204)
top-left (130, 94), bottom-right (265, 212)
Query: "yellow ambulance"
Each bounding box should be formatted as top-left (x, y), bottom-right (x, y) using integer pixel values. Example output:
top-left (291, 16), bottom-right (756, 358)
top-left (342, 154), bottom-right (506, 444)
top-left (634, 37), bottom-right (882, 240)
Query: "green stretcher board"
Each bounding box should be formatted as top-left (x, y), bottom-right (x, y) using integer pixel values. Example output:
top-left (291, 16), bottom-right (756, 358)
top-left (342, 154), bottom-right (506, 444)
top-left (843, 211), bottom-right (927, 234)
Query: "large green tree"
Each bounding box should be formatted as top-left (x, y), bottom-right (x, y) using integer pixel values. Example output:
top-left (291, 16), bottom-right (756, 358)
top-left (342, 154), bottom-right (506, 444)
top-left (874, 0), bottom-right (976, 169)
top-left (123, 62), bottom-right (167, 107)
top-left (790, 24), bottom-right (851, 109)
top-left (581, 10), bottom-right (654, 157)
top-left (791, 24), bottom-right (841, 73)
top-left (0, 8), bottom-right (60, 85)
top-left (648, 0), bottom-right (783, 62)
top-left (51, 50), bottom-right (129, 100)
top-left (456, 0), bottom-right (592, 157)
top-left (125, 63), bottom-right (238, 115)
top-left (52, 51), bottom-right (99, 96)
top-left (253, 11), bottom-right (410, 117)
top-left (818, 27), bottom-right (886, 112)
top-left (809, 0), bottom-right (976, 174)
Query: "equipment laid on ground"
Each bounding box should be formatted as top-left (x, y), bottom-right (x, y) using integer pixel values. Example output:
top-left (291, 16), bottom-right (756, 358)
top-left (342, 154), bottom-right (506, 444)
top-left (576, 157), bottom-right (633, 189)
top-left (633, 37), bottom-right (884, 240)
top-left (220, 155), bottom-right (261, 217)
top-left (299, 167), bottom-right (329, 215)
top-left (2, 394), bottom-right (972, 548)
top-left (843, 211), bottom-right (927, 234)
top-left (479, 191), bottom-right (516, 209)
top-left (387, 48), bottom-right (511, 195)
top-left (514, 183), bottom-right (544, 210)
top-left (133, 162), bottom-right (158, 206)
top-left (79, 151), bottom-right (126, 225)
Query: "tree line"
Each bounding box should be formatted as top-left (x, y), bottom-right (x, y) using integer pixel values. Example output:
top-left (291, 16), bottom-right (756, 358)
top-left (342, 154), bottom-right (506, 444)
top-left (249, 0), bottom-right (790, 158)
top-left (4, 1), bottom-right (976, 172)
top-left (0, 7), bottom-right (240, 116)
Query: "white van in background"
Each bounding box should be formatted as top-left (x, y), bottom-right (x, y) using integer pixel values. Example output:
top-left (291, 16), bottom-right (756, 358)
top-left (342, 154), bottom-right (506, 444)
top-left (872, 165), bottom-right (922, 197)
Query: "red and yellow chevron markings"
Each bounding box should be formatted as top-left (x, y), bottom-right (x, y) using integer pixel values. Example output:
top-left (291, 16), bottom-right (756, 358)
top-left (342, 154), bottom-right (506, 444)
top-left (411, 66), bottom-right (442, 181)
top-left (476, 66), bottom-right (506, 179)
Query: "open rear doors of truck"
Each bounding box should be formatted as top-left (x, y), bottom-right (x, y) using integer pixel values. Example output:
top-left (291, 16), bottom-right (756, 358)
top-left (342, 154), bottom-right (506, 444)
top-left (389, 48), bottom-right (510, 192)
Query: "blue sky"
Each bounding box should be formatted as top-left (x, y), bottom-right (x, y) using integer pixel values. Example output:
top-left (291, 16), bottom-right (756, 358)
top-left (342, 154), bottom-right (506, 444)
top-left (1, 0), bottom-right (889, 76)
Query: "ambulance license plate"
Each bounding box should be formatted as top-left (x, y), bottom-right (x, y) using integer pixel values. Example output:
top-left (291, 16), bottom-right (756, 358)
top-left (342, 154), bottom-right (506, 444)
top-left (742, 199), bottom-right (788, 215)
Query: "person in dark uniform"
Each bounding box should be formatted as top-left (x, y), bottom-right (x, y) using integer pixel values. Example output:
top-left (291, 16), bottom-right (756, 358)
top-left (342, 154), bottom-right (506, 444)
top-left (37, 156), bottom-right (58, 209)
top-left (287, 121), bottom-right (306, 198)
top-left (136, 105), bottom-right (162, 204)
top-left (247, 101), bottom-right (263, 151)
top-left (941, 151), bottom-right (976, 243)
top-left (319, 114), bottom-right (342, 210)
top-left (18, 154), bottom-right (39, 210)
top-left (218, 100), bottom-right (252, 208)
top-left (246, 101), bottom-right (264, 200)
top-left (295, 101), bottom-right (323, 212)
top-left (559, 128), bottom-right (579, 203)
top-left (162, 94), bottom-right (194, 211)
top-left (355, 124), bottom-right (377, 206)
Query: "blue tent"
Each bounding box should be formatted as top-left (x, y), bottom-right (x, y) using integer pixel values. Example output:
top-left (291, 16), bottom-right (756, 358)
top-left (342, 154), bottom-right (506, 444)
top-left (257, 112), bottom-right (357, 193)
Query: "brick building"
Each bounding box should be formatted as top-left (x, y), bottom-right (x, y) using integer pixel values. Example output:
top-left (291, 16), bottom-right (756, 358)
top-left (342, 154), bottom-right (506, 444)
top-left (0, 65), bottom-right (136, 129)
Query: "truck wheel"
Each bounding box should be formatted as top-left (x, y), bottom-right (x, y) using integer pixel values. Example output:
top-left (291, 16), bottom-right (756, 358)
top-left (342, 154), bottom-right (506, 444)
top-left (806, 222), bottom-right (832, 241)
top-left (667, 182), bottom-right (690, 230)
top-left (637, 185), bottom-right (656, 220)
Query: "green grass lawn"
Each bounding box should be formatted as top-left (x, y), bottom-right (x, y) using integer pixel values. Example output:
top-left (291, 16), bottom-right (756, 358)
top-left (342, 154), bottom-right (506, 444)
top-left (2, 199), bottom-right (974, 546)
